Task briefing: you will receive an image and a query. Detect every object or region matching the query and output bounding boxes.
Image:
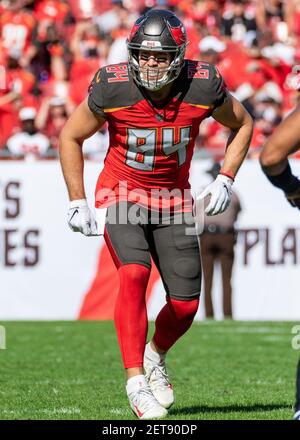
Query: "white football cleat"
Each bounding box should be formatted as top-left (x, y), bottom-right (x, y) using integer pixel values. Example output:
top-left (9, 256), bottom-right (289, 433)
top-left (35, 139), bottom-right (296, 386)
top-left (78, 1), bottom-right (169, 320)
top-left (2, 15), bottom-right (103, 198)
top-left (126, 377), bottom-right (168, 420)
top-left (144, 342), bottom-right (174, 409)
top-left (293, 409), bottom-right (300, 420)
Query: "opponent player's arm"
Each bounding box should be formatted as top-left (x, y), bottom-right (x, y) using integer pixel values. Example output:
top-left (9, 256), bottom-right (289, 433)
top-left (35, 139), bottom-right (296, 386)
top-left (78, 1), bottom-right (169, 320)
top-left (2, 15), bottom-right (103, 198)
top-left (259, 104), bottom-right (300, 208)
top-left (260, 105), bottom-right (300, 174)
top-left (211, 92), bottom-right (253, 178)
top-left (59, 97), bottom-right (106, 201)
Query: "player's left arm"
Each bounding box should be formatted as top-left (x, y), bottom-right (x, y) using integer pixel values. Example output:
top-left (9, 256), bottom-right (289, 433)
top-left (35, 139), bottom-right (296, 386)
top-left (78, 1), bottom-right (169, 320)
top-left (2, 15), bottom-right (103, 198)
top-left (197, 93), bottom-right (253, 216)
top-left (211, 92), bottom-right (254, 178)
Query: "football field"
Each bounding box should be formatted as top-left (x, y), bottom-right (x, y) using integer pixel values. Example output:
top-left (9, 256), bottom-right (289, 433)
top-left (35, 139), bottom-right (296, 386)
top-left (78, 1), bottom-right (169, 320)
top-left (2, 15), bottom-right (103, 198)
top-left (0, 321), bottom-right (298, 420)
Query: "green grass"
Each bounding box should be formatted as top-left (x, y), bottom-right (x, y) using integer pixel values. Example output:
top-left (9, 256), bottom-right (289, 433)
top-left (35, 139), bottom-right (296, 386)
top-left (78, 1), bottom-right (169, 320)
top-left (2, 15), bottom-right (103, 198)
top-left (0, 321), bottom-right (298, 420)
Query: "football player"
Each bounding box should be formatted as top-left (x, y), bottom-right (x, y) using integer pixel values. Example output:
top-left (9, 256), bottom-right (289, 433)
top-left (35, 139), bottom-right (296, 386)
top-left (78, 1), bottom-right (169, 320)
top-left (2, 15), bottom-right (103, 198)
top-left (59, 9), bottom-right (253, 419)
top-left (260, 104), bottom-right (300, 420)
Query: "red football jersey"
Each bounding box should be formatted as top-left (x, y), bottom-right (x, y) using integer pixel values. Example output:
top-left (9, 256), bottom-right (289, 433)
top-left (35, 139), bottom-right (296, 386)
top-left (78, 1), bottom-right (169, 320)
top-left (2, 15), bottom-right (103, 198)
top-left (0, 10), bottom-right (35, 56)
top-left (88, 60), bottom-right (227, 211)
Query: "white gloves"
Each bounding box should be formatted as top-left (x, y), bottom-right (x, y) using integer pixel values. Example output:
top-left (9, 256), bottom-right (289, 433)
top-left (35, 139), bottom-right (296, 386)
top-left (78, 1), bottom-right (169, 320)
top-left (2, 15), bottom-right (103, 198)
top-left (197, 174), bottom-right (233, 216)
top-left (68, 199), bottom-right (101, 236)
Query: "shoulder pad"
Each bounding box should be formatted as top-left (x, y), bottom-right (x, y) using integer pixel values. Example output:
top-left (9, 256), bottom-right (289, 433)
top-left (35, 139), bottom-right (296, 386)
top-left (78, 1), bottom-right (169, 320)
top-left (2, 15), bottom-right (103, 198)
top-left (182, 60), bottom-right (228, 109)
top-left (88, 63), bottom-right (141, 115)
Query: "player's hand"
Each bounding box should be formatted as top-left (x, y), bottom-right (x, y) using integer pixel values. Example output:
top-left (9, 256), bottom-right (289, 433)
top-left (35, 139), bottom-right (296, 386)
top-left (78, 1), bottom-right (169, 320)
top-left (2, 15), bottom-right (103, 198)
top-left (285, 186), bottom-right (300, 209)
top-left (197, 174), bottom-right (233, 216)
top-left (67, 199), bottom-right (100, 236)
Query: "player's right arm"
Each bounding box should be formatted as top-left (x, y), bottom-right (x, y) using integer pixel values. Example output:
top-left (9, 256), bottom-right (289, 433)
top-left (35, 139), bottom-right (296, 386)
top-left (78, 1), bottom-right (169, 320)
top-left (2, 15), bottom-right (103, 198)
top-left (59, 97), bottom-right (106, 201)
top-left (260, 104), bottom-right (300, 208)
top-left (59, 97), bottom-right (106, 236)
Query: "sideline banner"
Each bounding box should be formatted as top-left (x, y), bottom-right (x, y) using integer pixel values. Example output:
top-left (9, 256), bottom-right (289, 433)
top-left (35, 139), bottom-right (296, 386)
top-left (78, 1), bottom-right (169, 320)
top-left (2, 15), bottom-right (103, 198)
top-left (0, 160), bottom-right (300, 320)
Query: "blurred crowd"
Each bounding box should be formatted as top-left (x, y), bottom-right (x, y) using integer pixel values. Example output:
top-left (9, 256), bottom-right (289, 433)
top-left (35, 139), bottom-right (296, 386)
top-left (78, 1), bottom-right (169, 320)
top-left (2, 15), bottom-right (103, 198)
top-left (0, 0), bottom-right (300, 161)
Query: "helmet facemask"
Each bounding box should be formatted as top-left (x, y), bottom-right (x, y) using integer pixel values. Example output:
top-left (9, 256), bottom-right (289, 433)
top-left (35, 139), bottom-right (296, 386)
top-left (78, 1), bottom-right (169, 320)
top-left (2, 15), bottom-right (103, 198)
top-left (128, 45), bottom-right (186, 91)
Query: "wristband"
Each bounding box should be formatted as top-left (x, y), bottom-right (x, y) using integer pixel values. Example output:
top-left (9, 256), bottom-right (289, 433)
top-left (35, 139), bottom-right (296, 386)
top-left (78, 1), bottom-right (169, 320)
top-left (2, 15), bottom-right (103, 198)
top-left (220, 169), bottom-right (235, 181)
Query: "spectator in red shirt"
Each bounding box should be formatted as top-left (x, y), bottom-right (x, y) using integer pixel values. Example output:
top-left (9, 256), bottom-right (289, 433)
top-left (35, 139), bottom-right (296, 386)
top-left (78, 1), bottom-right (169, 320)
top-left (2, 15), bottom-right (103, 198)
top-left (69, 21), bottom-right (107, 105)
top-left (0, 52), bottom-right (36, 147)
